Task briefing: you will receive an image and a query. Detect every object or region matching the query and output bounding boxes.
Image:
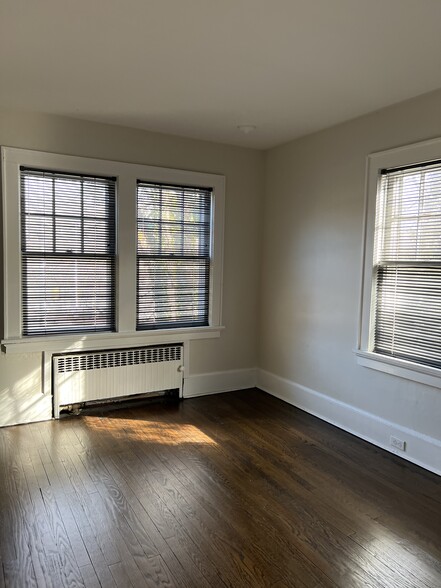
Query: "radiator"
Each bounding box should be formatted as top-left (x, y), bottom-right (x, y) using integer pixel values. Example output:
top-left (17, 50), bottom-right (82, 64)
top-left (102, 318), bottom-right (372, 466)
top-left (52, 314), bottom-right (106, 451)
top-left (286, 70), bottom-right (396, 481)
top-left (52, 344), bottom-right (183, 417)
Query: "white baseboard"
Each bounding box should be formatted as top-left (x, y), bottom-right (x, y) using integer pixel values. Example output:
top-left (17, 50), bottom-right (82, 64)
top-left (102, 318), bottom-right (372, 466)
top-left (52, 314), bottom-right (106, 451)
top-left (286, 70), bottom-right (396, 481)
top-left (257, 369), bottom-right (441, 477)
top-left (184, 368), bottom-right (257, 398)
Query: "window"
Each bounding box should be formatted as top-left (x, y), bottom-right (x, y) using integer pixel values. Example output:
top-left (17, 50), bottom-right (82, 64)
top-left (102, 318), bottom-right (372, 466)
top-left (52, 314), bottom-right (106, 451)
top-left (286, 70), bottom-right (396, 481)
top-left (358, 137), bottom-right (441, 387)
top-left (137, 182), bottom-right (211, 330)
top-left (1, 147), bottom-right (224, 352)
top-left (21, 168), bottom-right (116, 335)
top-left (372, 163), bottom-right (441, 368)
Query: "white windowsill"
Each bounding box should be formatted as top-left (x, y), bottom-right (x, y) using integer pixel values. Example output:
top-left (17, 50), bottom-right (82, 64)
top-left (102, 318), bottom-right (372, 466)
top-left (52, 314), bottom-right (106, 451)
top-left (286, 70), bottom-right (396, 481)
top-left (1, 326), bottom-right (224, 354)
top-left (355, 349), bottom-right (441, 389)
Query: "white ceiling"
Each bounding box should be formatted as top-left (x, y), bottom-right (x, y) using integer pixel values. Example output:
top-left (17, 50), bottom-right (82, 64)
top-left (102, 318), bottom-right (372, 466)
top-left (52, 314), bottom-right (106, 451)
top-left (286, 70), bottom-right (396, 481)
top-left (1, 0), bottom-right (441, 149)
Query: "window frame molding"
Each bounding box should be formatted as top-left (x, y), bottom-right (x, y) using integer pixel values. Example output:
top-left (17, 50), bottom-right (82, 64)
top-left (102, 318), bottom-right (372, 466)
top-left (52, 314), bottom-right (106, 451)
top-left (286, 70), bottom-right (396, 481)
top-left (356, 136), bottom-right (441, 388)
top-left (1, 147), bottom-right (225, 353)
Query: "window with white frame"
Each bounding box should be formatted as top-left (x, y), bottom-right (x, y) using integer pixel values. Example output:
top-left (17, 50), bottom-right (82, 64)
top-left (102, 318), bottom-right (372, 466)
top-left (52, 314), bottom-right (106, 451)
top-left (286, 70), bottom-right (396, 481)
top-left (373, 163), bottom-right (441, 367)
top-left (1, 147), bottom-right (224, 352)
top-left (136, 181), bottom-right (212, 330)
top-left (358, 137), bottom-right (441, 386)
top-left (20, 168), bottom-right (116, 336)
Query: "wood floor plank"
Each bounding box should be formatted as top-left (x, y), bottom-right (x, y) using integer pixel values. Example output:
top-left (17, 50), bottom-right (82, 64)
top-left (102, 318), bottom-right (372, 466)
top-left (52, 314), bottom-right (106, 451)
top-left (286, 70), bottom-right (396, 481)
top-left (78, 564), bottom-right (100, 588)
top-left (132, 554), bottom-right (173, 588)
top-left (53, 493), bottom-right (91, 569)
top-left (2, 558), bottom-right (37, 588)
top-left (78, 491), bottom-right (121, 566)
top-left (15, 456), bottom-right (57, 588)
top-left (39, 486), bottom-right (85, 587)
top-left (108, 562), bottom-right (134, 588)
top-left (65, 508), bottom-right (116, 588)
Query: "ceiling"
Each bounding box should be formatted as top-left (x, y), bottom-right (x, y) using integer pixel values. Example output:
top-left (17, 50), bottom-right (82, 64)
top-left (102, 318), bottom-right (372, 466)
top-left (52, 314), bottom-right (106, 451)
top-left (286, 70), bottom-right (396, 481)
top-left (1, 0), bottom-right (441, 149)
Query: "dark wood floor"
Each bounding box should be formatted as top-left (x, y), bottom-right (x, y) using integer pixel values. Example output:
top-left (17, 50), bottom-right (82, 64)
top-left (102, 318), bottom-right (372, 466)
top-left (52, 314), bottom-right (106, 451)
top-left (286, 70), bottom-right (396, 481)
top-left (0, 389), bottom-right (440, 588)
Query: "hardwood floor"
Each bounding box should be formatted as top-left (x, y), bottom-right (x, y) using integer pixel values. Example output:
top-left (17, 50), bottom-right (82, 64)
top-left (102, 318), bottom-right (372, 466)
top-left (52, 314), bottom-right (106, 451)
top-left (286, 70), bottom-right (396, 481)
top-left (0, 389), bottom-right (440, 588)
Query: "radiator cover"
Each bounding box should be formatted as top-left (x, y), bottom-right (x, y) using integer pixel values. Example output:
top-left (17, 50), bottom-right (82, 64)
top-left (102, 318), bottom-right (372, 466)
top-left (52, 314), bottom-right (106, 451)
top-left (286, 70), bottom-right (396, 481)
top-left (53, 345), bottom-right (183, 417)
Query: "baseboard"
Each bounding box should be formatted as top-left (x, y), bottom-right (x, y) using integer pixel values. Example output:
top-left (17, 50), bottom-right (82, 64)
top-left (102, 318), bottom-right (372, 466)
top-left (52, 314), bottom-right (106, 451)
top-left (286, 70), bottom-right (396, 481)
top-left (184, 368), bottom-right (257, 398)
top-left (257, 369), bottom-right (441, 476)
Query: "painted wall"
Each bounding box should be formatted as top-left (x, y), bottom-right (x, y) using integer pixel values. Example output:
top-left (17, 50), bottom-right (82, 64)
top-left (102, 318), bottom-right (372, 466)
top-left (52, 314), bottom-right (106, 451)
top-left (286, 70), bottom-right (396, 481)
top-left (259, 89), bottom-right (441, 472)
top-left (0, 110), bottom-right (264, 426)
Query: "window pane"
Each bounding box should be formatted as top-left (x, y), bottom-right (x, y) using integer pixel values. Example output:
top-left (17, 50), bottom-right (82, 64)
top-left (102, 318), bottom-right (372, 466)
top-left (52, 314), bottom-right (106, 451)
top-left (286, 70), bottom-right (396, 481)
top-left (138, 221), bottom-right (160, 254)
top-left (138, 192), bottom-right (161, 220)
top-left (23, 215), bottom-right (53, 252)
top-left (54, 176), bottom-right (82, 216)
top-left (84, 219), bottom-right (111, 254)
top-left (83, 179), bottom-right (109, 218)
top-left (22, 174), bottom-right (53, 215)
top-left (55, 217), bottom-right (82, 253)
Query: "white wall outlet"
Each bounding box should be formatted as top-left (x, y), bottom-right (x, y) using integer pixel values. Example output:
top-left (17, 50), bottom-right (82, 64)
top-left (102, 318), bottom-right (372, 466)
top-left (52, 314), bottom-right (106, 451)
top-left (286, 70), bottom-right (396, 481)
top-left (390, 435), bottom-right (406, 451)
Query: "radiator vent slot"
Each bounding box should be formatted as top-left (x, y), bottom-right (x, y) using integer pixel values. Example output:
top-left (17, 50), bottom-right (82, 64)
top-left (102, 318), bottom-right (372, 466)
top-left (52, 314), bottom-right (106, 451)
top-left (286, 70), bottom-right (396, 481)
top-left (56, 345), bottom-right (182, 373)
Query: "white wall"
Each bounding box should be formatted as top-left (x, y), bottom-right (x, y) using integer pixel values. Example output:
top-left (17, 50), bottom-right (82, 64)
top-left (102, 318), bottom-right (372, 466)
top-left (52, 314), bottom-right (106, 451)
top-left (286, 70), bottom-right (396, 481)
top-left (259, 89), bottom-right (441, 474)
top-left (0, 110), bottom-right (264, 426)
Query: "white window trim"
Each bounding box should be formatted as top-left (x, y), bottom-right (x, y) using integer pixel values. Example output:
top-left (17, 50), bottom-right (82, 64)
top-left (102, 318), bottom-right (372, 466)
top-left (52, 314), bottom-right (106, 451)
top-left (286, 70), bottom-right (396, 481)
top-left (1, 147), bottom-right (225, 353)
top-left (356, 136), bottom-right (441, 388)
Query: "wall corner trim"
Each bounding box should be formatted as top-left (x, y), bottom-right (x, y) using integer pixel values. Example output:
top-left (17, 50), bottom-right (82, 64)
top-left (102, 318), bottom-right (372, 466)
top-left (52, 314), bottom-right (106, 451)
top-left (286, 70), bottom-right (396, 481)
top-left (257, 368), bottom-right (441, 477)
top-left (184, 368), bottom-right (257, 398)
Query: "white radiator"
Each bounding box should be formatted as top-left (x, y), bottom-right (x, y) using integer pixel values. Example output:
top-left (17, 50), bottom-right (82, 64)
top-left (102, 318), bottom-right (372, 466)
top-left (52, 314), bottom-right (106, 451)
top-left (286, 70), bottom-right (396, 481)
top-left (52, 344), bottom-right (183, 417)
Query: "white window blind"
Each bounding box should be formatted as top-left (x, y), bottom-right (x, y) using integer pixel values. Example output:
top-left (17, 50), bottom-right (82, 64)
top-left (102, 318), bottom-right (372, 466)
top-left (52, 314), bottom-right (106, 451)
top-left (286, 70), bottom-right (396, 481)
top-left (20, 168), bottom-right (116, 336)
top-left (373, 161), bottom-right (441, 367)
top-left (137, 181), bottom-right (212, 330)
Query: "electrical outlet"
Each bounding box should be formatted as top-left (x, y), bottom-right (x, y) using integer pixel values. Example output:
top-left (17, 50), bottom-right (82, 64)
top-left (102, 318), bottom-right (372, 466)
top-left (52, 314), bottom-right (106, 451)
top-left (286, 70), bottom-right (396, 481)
top-left (390, 435), bottom-right (406, 451)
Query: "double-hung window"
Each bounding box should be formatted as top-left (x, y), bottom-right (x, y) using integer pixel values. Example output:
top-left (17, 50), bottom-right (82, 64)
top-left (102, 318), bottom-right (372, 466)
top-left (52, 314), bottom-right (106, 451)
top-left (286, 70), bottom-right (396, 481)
top-left (20, 168), bottom-right (116, 335)
top-left (358, 138), bottom-right (441, 386)
top-left (137, 182), bottom-right (212, 329)
top-left (372, 163), bottom-right (441, 367)
top-left (1, 147), bottom-right (224, 352)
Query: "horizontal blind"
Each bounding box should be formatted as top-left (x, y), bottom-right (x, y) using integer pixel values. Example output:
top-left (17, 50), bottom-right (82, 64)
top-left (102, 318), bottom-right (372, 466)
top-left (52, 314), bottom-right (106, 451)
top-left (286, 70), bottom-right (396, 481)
top-left (21, 168), bottom-right (116, 336)
top-left (373, 162), bottom-right (441, 367)
top-left (137, 181), bottom-right (211, 330)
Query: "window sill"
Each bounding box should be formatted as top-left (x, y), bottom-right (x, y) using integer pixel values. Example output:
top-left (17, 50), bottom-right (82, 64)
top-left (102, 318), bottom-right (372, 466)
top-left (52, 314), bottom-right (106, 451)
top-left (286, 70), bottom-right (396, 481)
top-left (1, 326), bottom-right (224, 354)
top-left (355, 349), bottom-right (441, 389)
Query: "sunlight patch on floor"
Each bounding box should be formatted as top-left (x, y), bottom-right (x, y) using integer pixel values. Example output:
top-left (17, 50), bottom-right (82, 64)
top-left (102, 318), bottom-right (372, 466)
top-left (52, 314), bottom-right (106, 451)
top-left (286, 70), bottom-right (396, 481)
top-left (82, 416), bottom-right (217, 445)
